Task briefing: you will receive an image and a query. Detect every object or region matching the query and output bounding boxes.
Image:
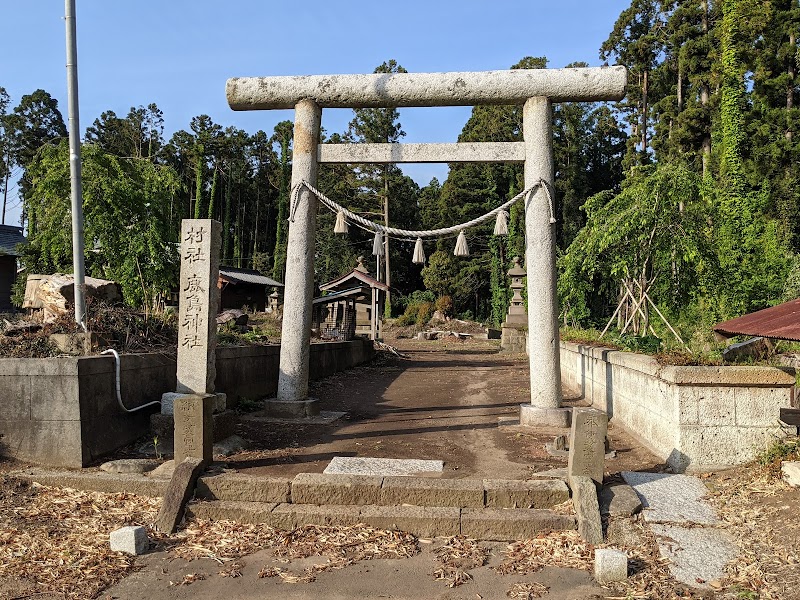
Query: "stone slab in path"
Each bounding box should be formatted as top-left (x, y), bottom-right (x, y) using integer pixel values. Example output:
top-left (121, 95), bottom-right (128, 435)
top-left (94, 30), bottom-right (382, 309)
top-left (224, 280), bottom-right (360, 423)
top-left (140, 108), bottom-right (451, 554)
top-left (622, 471), bottom-right (736, 589)
top-left (650, 524), bottom-right (737, 587)
top-left (621, 471), bottom-right (718, 525)
top-left (324, 457), bottom-right (444, 476)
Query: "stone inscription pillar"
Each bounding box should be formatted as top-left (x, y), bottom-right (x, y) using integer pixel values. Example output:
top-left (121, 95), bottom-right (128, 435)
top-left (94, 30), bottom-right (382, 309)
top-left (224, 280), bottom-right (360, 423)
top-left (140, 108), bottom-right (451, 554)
top-left (173, 218), bottom-right (221, 465)
top-left (176, 219), bottom-right (221, 394)
top-left (520, 97), bottom-right (568, 428)
top-left (275, 99), bottom-right (321, 413)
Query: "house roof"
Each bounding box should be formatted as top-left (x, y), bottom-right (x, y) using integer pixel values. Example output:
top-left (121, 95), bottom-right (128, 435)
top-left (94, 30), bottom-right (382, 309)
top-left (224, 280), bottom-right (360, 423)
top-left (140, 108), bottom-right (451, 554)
top-left (312, 287), bottom-right (366, 305)
top-left (219, 265), bottom-right (284, 287)
top-left (713, 298), bottom-right (800, 342)
top-left (0, 225), bottom-right (26, 256)
top-left (320, 268), bottom-right (389, 293)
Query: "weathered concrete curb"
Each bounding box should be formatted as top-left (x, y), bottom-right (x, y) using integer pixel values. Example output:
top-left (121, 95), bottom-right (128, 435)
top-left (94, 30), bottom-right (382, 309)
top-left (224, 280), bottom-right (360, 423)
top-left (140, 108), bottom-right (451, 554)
top-left (16, 468), bottom-right (168, 497)
top-left (291, 473), bottom-right (383, 505)
top-left (484, 478), bottom-right (569, 508)
top-left (461, 508), bottom-right (576, 540)
top-left (196, 472), bottom-right (291, 503)
top-left (381, 477), bottom-right (484, 508)
top-left (269, 473), bottom-right (569, 509)
top-left (18, 469), bottom-right (572, 511)
top-left (188, 500), bottom-right (574, 540)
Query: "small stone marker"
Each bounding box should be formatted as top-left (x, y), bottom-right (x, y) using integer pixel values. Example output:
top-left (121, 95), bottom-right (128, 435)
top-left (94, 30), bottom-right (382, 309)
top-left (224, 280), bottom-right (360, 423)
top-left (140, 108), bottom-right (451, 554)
top-left (594, 548), bottom-right (628, 583)
top-left (155, 457), bottom-right (206, 534)
top-left (173, 394), bottom-right (214, 466)
top-left (568, 408), bottom-right (608, 485)
top-left (110, 525), bottom-right (149, 555)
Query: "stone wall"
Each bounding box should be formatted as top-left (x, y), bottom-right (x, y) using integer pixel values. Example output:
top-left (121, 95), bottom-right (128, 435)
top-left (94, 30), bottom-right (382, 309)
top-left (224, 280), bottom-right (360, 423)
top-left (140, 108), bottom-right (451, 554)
top-left (0, 339), bottom-right (374, 468)
top-left (560, 341), bottom-right (796, 471)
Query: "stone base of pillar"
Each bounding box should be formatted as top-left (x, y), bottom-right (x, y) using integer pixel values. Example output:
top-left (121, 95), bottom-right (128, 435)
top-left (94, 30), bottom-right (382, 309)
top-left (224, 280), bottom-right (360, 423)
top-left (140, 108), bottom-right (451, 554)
top-left (520, 404), bottom-right (571, 428)
top-left (173, 394), bottom-right (214, 467)
top-left (501, 325), bottom-right (528, 353)
top-left (265, 397), bottom-right (320, 418)
top-left (161, 392), bottom-right (226, 415)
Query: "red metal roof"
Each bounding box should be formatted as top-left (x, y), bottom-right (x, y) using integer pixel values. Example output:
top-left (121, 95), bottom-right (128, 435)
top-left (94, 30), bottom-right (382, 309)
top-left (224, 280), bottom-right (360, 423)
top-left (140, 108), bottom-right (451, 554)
top-left (713, 298), bottom-right (800, 341)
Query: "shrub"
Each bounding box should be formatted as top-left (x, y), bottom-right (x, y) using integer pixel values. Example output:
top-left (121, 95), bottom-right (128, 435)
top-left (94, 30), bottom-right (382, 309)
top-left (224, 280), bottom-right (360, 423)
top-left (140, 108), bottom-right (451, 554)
top-left (416, 301), bottom-right (434, 325)
top-left (434, 295), bottom-right (453, 317)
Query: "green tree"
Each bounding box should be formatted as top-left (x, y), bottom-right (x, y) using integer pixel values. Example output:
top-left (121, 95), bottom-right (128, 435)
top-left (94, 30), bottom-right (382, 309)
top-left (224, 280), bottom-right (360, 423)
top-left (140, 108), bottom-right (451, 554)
top-left (271, 120), bottom-right (293, 282)
top-left (601, 0), bottom-right (666, 167)
top-left (21, 141), bottom-right (180, 308)
top-left (348, 60), bottom-right (411, 316)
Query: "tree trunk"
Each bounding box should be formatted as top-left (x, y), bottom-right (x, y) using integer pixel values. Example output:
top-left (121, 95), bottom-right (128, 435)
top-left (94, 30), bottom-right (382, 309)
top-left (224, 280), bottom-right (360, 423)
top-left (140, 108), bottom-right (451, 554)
top-left (701, 0), bottom-right (712, 176)
top-left (641, 69), bottom-right (649, 154)
top-left (788, 32), bottom-right (795, 140)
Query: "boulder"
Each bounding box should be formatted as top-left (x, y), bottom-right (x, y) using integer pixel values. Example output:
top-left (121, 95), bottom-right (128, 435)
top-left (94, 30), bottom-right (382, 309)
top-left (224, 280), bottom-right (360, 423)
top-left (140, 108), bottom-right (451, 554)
top-left (216, 309), bottom-right (248, 327)
top-left (26, 274), bottom-right (122, 322)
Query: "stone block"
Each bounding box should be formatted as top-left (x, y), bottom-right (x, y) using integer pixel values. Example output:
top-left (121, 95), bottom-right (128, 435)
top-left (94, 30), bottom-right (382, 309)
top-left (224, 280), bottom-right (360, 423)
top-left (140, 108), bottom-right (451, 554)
top-left (568, 408), bottom-right (608, 485)
top-left (173, 394), bottom-right (214, 466)
top-left (484, 479), bottom-right (569, 509)
top-left (212, 410), bottom-right (237, 441)
top-left (291, 473), bottom-right (382, 505)
top-left (196, 473), bottom-right (291, 503)
top-left (599, 483), bottom-right (642, 517)
top-left (271, 503), bottom-right (363, 530)
top-left (594, 548), bottom-right (628, 583)
top-left (460, 508), bottom-right (576, 541)
top-left (695, 389), bottom-right (736, 426)
top-left (735, 387), bottom-right (790, 427)
top-left (155, 457), bottom-right (206, 533)
top-left (110, 525), bottom-right (149, 555)
top-left (380, 477), bottom-right (484, 508)
top-left (571, 475), bottom-right (602, 544)
top-left (99, 459), bottom-right (160, 475)
top-left (520, 405), bottom-right (571, 428)
top-left (162, 392), bottom-right (227, 416)
top-left (782, 461), bottom-right (800, 487)
top-left (358, 505), bottom-right (460, 537)
top-left (19, 468), bottom-right (168, 497)
top-left (187, 500), bottom-right (278, 525)
top-left (265, 398), bottom-right (320, 418)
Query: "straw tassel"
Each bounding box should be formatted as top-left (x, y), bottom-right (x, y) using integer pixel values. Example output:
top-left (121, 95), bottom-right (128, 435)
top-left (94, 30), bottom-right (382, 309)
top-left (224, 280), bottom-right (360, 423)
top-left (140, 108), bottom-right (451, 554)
top-left (412, 238), bottom-right (425, 264)
top-left (454, 230), bottom-right (470, 257)
top-left (493, 210), bottom-right (509, 236)
top-left (372, 231), bottom-right (385, 256)
top-left (334, 210), bottom-right (349, 234)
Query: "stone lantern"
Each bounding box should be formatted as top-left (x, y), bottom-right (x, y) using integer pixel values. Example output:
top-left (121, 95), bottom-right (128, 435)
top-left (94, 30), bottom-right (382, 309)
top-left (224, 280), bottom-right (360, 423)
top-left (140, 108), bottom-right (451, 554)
top-left (501, 256), bottom-right (528, 352)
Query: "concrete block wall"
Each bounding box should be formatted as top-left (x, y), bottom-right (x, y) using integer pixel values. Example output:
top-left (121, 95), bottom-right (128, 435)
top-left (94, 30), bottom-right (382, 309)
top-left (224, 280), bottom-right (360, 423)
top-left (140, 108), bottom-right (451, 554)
top-left (0, 339), bottom-right (374, 468)
top-left (561, 341), bottom-right (795, 471)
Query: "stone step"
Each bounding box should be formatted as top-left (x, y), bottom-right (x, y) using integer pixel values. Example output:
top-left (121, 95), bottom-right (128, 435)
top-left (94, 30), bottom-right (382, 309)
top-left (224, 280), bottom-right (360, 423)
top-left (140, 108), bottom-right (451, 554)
top-left (196, 472), bottom-right (570, 510)
top-left (186, 500), bottom-right (576, 541)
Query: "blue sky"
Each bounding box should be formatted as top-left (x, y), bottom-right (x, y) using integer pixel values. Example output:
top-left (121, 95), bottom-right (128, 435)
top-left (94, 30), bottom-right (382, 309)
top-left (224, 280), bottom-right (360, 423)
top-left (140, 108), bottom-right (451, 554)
top-left (1, 0), bottom-right (629, 225)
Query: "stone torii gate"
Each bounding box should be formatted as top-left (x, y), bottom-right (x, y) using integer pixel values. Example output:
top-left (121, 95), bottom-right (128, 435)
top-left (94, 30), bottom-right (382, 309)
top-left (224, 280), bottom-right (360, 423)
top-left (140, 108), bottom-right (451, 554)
top-left (226, 66), bottom-right (626, 426)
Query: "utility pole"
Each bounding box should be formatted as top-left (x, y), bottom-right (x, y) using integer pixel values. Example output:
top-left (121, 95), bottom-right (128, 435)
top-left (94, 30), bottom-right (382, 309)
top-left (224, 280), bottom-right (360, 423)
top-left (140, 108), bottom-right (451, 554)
top-left (65, 0), bottom-right (87, 329)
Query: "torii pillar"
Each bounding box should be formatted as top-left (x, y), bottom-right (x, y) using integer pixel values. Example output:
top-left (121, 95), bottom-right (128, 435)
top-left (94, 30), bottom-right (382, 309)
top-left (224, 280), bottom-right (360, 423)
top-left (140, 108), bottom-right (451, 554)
top-left (226, 67), bottom-right (626, 424)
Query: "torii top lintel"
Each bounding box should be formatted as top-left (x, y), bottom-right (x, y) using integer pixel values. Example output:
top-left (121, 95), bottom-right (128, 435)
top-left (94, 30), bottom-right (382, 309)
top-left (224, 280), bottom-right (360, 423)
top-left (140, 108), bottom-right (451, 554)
top-left (226, 66), bottom-right (627, 111)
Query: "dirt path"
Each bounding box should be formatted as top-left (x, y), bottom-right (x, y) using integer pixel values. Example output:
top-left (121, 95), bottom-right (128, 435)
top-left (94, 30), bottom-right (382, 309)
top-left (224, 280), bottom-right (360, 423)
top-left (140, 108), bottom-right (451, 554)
top-left (227, 346), bottom-right (661, 479)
